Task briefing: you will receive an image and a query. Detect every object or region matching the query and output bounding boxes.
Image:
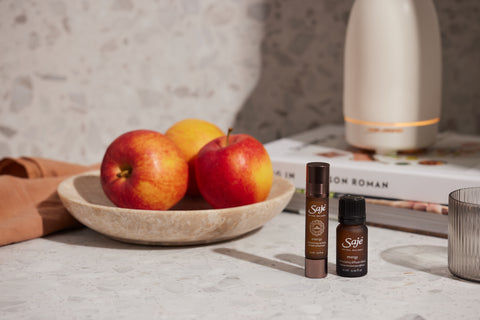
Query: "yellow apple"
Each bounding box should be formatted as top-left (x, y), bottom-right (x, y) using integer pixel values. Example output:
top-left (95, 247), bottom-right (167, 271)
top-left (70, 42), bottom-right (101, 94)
top-left (165, 119), bottom-right (224, 196)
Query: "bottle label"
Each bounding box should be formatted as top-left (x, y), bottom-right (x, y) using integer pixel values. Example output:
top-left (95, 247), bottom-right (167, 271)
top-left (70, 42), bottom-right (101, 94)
top-left (305, 197), bottom-right (329, 259)
top-left (337, 226), bottom-right (368, 276)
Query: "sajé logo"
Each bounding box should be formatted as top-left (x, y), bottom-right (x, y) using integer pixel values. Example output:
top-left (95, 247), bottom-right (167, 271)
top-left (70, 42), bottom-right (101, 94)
top-left (342, 237), bottom-right (364, 249)
top-left (308, 204), bottom-right (326, 215)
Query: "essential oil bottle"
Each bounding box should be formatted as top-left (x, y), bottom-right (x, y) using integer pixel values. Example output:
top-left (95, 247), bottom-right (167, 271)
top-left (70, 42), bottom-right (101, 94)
top-left (305, 162), bottom-right (330, 278)
top-left (336, 195), bottom-right (368, 277)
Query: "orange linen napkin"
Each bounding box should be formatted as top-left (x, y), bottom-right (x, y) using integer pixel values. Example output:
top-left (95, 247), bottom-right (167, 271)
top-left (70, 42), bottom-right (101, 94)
top-left (0, 157), bottom-right (99, 246)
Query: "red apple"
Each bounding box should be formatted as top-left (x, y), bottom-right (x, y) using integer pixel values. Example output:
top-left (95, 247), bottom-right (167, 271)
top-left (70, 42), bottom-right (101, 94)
top-left (195, 129), bottom-right (273, 209)
top-left (100, 130), bottom-right (188, 210)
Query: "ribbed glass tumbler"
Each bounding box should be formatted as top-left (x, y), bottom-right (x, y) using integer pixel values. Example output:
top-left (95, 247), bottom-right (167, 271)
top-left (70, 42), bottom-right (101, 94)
top-left (448, 187), bottom-right (480, 282)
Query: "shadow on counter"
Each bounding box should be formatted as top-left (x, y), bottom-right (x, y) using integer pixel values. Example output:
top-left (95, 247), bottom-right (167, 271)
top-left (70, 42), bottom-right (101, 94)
top-left (214, 249), bottom-right (337, 277)
top-left (380, 245), bottom-right (464, 281)
top-left (46, 224), bottom-right (262, 250)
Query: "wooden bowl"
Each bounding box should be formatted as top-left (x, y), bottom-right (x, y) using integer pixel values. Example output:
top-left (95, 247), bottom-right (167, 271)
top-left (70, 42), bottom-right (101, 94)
top-left (57, 170), bottom-right (295, 246)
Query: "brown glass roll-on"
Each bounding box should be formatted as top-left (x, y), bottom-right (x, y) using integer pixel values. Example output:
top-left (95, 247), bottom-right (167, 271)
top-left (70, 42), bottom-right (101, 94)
top-left (305, 162), bottom-right (330, 278)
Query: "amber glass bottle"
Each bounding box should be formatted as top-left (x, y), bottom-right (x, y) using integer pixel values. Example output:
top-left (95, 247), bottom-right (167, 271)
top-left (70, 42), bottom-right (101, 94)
top-left (305, 162), bottom-right (330, 278)
top-left (336, 195), bottom-right (368, 277)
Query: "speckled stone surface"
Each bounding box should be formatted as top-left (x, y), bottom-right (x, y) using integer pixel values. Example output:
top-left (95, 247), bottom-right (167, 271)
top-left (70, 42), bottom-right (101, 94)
top-left (0, 0), bottom-right (479, 164)
top-left (1, 213), bottom-right (479, 319)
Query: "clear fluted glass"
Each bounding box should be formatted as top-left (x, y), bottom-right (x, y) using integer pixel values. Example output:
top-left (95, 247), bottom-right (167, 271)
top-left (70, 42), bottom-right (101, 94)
top-left (448, 187), bottom-right (480, 282)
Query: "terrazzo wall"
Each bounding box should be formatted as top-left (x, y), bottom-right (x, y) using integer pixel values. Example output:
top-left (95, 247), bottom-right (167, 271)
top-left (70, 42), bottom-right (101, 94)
top-left (0, 0), bottom-right (479, 165)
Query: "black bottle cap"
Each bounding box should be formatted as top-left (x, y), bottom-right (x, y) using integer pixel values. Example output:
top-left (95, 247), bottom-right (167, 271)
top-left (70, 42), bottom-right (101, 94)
top-left (338, 195), bottom-right (366, 225)
top-left (306, 162), bottom-right (329, 197)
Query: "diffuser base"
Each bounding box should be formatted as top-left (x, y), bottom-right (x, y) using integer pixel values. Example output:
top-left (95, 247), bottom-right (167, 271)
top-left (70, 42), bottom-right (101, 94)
top-left (345, 122), bottom-right (438, 153)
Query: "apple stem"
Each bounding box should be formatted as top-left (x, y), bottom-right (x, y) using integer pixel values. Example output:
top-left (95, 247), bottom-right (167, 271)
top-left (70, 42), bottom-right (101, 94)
top-left (117, 169), bottom-right (131, 178)
top-left (226, 128), bottom-right (233, 146)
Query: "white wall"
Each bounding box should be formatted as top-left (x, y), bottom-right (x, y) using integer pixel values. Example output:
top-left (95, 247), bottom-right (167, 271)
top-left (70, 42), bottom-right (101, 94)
top-left (0, 0), bottom-right (264, 164)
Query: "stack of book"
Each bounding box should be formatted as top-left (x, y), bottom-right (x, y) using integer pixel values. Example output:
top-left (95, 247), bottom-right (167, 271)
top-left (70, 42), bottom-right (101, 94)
top-left (265, 125), bottom-right (480, 238)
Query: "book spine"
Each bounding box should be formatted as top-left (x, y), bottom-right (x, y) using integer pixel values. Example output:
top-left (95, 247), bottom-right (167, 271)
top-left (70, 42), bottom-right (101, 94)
top-left (272, 159), bottom-right (468, 205)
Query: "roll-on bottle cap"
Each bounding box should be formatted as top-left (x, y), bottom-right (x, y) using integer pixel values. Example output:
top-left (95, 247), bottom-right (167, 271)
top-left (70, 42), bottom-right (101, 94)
top-left (306, 162), bottom-right (330, 197)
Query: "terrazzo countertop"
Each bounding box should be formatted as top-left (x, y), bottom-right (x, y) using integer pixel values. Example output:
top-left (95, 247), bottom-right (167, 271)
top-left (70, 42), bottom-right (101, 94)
top-left (1, 212), bottom-right (479, 319)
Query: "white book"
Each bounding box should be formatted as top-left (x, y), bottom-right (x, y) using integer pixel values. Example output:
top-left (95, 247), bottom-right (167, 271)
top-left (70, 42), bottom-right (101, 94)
top-left (265, 125), bottom-right (480, 206)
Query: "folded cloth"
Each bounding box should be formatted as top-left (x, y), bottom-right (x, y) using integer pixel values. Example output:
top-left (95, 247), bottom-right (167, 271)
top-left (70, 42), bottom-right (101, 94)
top-left (0, 157), bottom-right (99, 246)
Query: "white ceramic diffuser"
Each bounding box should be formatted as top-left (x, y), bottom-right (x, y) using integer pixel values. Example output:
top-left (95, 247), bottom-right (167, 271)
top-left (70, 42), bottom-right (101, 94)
top-left (343, 0), bottom-right (442, 153)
